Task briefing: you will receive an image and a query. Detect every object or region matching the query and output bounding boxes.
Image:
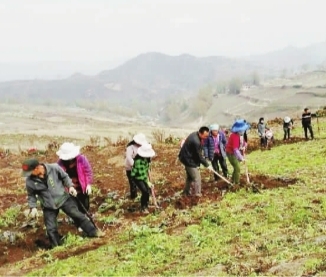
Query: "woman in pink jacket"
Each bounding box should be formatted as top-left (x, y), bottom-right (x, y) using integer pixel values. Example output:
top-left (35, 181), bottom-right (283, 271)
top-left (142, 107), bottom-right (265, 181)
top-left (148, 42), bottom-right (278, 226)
top-left (57, 142), bottom-right (93, 216)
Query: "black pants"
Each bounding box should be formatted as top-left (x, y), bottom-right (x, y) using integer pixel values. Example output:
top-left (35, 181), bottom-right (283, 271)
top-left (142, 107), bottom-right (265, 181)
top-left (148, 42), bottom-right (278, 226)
top-left (43, 197), bottom-right (97, 248)
top-left (260, 136), bottom-right (267, 147)
top-left (303, 124), bottom-right (314, 139)
top-left (133, 179), bottom-right (150, 210)
top-left (211, 153), bottom-right (228, 180)
top-left (75, 193), bottom-right (90, 213)
top-left (283, 128), bottom-right (291, 140)
top-left (126, 170), bottom-right (138, 199)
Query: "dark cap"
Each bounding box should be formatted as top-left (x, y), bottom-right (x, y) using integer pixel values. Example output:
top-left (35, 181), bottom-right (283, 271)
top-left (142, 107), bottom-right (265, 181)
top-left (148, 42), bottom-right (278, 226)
top-left (21, 158), bottom-right (39, 177)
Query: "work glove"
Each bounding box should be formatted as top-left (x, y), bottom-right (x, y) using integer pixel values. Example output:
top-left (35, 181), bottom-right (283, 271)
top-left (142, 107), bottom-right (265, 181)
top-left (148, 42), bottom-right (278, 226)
top-left (69, 186), bottom-right (77, 197)
top-left (207, 165), bottom-right (213, 171)
top-left (147, 181), bottom-right (154, 188)
top-left (86, 185), bottom-right (92, 195)
top-left (29, 208), bottom-right (39, 219)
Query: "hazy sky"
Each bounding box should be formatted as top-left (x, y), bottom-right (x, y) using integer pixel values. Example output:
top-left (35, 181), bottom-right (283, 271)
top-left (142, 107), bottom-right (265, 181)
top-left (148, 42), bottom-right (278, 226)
top-left (0, 0), bottom-right (325, 63)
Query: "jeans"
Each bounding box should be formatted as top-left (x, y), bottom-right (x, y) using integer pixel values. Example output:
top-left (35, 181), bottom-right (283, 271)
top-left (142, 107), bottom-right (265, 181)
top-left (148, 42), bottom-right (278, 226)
top-left (211, 154), bottom-right (228, 179)
top-left (133, 179), bottom-right (150, 210)
top-left (183, 166), bottom-right (201, 195)
top-left (43, 197), bottom-right (97, 248)
top-left (303, 124), bottom-right (314, 139)
top-left (126, 170), bottom-right (138, 199)
top-left (227, 154), bottom-right (240, 185)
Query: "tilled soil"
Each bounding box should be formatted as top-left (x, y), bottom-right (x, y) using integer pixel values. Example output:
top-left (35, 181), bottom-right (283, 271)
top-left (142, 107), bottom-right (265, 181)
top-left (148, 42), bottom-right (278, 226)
top-left (0, 136), bottom-right (302, 273)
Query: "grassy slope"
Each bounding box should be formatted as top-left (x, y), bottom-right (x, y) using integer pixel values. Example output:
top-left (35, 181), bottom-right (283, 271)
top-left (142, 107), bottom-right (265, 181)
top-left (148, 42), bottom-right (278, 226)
top-left (24, 121), bottom-right (326, 276)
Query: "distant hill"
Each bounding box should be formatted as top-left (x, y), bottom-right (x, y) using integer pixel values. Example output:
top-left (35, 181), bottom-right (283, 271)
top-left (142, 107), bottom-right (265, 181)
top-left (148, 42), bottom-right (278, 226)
top-left (0, 41), bottom-right (325, 125)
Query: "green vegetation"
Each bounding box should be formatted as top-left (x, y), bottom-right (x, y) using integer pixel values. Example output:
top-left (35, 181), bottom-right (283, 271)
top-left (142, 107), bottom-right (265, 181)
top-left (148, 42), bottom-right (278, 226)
top-left (22, 123), bottom-right (326, 276)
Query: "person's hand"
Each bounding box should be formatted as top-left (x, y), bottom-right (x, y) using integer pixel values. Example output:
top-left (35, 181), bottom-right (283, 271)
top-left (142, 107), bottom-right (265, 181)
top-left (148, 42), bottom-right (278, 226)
top-left (29, 208), bottom-right (39, 219)
top-left (69, 186), bottom-right (77, 197)
top-left (86, 185), bottom-right (92, 195)
top-left (147, 181), bottom-right (154, 188)
top-left (241, 159), bottom-right (246, 164)
top-left (207, 165), bottom-right (213, 171)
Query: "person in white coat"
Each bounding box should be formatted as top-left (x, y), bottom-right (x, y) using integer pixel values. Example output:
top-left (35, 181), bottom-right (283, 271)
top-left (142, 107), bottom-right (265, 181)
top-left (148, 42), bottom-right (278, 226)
top-left (125, 133), bottom-right (148, 199)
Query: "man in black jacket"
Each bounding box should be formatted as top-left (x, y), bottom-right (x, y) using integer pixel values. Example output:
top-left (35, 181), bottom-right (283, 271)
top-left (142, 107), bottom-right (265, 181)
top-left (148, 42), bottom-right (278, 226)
top-left (178, 126), bottom-right (212, 197)
top-left (302, 107), bottom-right (314, 140)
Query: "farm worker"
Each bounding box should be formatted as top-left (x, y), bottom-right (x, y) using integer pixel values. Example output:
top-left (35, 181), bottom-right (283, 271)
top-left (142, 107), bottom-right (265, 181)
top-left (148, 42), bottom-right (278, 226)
top-left (301, 107), bottom-right (314, 140)
top-left (21, 158), bottom-right (104, 248)
top-left (257, 117), bottom-right (268, 147)
top-left (56, 142), bottom-right (93, 231)
top-left (203, 124), bottom-right (228, 181)
top-left (178, 126), bottom-right (213, 197)
top-left (131, 143), bottom-right (155, 214)
top-left (125, 133), bottom-right (148, 199)
top-left (226, 119), bottom-right (250, 185)
top-left (283, 116), bottom-right (294, 140)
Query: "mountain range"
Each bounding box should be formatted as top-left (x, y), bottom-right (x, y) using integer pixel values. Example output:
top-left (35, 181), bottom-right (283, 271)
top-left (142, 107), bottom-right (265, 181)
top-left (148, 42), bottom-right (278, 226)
top-left (0, 41), bottom-right (325, 124)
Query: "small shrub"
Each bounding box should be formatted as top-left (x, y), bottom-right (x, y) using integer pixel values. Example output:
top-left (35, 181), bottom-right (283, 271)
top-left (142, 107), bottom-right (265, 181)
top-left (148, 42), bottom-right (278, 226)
top-left (152, 129), bottom-right (165, 143)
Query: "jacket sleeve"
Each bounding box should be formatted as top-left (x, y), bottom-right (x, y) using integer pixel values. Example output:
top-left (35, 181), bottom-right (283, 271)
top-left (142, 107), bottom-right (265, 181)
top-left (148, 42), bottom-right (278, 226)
top-left (26, 182), bottom-right (37, 208)
top-left (56, 164), bottom-right (74, 188)
top-left (196, 144), bottom-right (209, 167)
top-left (221, 132), bottom-right (227, 146)
top-left (126, 146), bottom-right (135, 167)
top-left (81, 155), bottom-right (93, 184)
top-left (203, 138), bottom-right (209, 158)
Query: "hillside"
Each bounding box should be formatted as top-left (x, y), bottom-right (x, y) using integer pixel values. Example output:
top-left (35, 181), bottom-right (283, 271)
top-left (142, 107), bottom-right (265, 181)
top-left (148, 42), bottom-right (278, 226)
top-left (0, 41), bottom-right (325, 126)
top-left (1, 118), bottom-right (326, 275)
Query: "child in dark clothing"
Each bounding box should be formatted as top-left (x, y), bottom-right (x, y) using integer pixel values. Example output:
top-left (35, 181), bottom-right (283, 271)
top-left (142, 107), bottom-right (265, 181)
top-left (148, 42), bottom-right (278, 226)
top-left (131, 143), bottom-right (156, 214)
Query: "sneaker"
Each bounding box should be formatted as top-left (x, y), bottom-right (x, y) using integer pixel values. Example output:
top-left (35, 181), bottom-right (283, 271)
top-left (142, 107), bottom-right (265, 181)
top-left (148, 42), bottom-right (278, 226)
top-left (78, 227), bottom-right (83, 232)
top-left (195, 193), bottom-right (202, 197)
top-left (94, 230), bottom-right (105, 237)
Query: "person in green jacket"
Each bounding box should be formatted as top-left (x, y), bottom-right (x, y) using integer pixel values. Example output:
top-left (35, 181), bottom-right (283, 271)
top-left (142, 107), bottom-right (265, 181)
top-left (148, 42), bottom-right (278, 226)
top-left (22, 158), bottom-right (104, 248)
top-left (131, 143), bottom-right (155, 214)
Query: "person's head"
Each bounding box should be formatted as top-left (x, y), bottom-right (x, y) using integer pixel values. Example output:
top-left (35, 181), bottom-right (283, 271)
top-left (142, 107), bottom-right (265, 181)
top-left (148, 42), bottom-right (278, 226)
top-left (231, 119), bottom-right (249, 135)
top-left (284, 116), bottom-right (291, 123)
top-left (304, 107), bottom-right (309, 112)
top-left (198, 126), bottom-right (210, 140)
top-left (209, 124), bottom-right (219, 136)
top-left (137, 143), bottom-right (155, 159)
top-left (21, 158), bottom-right (43, 177)
top-left (259, 117), bottom-right (264, 123)
top-left (56, 142), bottom-right (80, 161)
top-left (132, 133), bottom-right (148, 146)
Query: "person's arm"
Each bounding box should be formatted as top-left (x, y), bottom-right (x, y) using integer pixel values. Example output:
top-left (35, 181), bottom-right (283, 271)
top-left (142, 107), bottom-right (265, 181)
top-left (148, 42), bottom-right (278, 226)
top-left (196, 143), bottom-right (209, 167)
top-left (125, 146), bottom-right (135, 167)
top-left (80, 155), bottom-right (93, 184)
top-left (202, 138), bottom-right (209, 159)
top-left (56, 164), bottom-right (74, 188)
top-left (26, 182), bottom-right (37, 208)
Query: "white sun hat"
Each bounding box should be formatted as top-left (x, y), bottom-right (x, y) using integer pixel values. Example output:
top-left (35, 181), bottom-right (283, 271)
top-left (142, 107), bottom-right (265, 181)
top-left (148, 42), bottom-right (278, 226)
top-left (133, 133), bottom-right (148, 145)
top-left (56, 142), bottom-right (80, 160)
top-left (284, 116), bottom-right (291, 123)
top-left (137, 143), bottom-right (155, 158)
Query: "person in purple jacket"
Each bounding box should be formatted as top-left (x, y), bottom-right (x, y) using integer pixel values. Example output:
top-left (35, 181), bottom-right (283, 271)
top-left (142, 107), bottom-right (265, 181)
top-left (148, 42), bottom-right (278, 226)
top-left (57, 142), bottom-right (93, 217)
top-left (203, 124), bottom-right (228, 181)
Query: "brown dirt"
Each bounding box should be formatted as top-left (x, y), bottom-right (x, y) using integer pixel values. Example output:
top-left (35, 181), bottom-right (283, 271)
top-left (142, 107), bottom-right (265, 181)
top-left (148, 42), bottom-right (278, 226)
top-left (0, 135), bottom-right (303, 274)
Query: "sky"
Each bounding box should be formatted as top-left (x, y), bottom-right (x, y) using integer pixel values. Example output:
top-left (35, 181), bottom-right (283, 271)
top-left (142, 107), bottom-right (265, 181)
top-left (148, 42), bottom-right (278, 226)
top-left (0, 0), bottom-right (325, 80)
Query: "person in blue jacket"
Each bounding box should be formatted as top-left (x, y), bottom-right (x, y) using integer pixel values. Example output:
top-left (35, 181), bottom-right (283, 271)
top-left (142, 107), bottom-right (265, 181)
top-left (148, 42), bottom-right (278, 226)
top-left (203, 124), bottom-right (228, 181)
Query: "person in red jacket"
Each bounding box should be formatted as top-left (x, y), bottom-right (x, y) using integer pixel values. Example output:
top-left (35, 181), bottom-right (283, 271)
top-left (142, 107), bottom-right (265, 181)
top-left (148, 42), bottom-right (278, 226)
top-left (225, 119), bottom-right (250, 185)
